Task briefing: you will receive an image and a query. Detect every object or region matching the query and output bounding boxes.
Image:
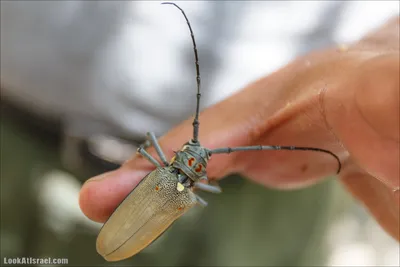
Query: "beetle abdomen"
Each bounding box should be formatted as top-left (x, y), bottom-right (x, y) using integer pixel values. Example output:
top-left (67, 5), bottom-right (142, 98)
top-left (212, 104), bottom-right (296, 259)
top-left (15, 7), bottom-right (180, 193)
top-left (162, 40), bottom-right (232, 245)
top-left (96, 167), bottom-right (197, 262)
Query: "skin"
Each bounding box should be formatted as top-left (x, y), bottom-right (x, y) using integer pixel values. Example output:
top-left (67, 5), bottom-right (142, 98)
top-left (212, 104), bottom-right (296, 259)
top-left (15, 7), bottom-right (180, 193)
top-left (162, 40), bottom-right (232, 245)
top-left (80, 17), bottom-right (399, 241)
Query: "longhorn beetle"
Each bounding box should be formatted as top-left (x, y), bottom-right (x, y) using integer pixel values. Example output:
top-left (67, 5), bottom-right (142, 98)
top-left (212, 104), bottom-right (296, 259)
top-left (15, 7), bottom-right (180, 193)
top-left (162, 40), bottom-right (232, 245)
top-left (96, 2), bottom-right (341, 262)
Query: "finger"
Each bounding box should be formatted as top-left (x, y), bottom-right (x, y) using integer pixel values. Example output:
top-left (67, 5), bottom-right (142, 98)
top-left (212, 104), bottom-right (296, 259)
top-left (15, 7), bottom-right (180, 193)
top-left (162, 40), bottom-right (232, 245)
top-left (78, 85), bottom-right (266, 222)
top-left (325, 54), bottom-right (399, 190)
top-left (79, 79), bottom-right (280, 222)
top-left (80, 47), bottom-right (372, 221)
top-left (79, 167), bottom-right (151, 222)
top-left (80, 54), bottom-right (357, 223)
top-left (341, 169), bottom-right (399, 241)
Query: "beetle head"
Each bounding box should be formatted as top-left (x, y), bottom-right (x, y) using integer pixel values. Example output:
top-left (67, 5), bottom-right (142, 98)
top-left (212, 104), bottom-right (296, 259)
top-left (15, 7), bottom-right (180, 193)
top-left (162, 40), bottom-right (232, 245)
top-left (170, 140), bottom-right (210, 182)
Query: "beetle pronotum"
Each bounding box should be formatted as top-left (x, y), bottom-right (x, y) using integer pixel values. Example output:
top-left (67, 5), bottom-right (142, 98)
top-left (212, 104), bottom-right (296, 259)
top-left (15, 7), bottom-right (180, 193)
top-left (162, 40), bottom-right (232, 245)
top-left (96, 2), bottom-right (341, 262)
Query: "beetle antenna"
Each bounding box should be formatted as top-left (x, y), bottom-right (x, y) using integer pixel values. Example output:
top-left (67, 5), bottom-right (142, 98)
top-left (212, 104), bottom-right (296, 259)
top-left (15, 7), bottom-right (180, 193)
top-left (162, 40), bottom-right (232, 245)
top-left (162, 2), bottom-right (201, 144)
top-left (208, 145), bottom-right (342, 174)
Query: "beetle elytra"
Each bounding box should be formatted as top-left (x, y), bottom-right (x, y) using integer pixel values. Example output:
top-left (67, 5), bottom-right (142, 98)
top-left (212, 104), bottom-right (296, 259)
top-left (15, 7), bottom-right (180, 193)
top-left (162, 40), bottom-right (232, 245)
top-left (96, 2), bottom-right (341, 262)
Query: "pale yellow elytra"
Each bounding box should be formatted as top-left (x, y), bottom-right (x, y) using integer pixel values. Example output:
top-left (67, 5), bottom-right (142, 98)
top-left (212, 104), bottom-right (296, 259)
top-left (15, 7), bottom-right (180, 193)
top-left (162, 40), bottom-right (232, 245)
top-left (96, 167), bottom-right (197, 261)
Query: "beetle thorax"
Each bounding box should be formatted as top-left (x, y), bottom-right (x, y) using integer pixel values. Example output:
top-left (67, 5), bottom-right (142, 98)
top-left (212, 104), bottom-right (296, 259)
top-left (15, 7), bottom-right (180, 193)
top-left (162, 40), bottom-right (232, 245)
top-left (170, 141), bottom-right (209, 182)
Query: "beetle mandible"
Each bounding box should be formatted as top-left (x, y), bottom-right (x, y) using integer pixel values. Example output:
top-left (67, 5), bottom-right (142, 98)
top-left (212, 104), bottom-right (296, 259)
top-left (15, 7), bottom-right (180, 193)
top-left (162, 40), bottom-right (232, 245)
top-left (96, 2), bottom-right (342, 262)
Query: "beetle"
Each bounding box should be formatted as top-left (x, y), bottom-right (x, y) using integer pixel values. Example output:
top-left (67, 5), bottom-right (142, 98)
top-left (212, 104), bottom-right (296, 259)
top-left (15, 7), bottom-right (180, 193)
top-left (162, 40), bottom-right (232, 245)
top-left (96, 2), bottom-right (341, 262)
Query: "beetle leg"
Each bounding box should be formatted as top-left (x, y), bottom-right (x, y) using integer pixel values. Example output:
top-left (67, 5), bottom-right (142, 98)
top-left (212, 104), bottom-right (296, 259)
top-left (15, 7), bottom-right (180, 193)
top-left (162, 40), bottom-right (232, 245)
top-left (193, 182), bottom-right (222, 193)
top-left (137, 145), bottom-right (161, 168)
top-left (195, 194), bottom-right (208, 207)
top-left (146, 132), bottom-right (169, 166)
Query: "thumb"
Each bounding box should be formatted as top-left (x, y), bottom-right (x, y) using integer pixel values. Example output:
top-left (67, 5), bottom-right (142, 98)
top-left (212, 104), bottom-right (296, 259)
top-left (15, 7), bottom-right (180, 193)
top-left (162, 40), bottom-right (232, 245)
top-left (326, 54), bottom-right (399, 189)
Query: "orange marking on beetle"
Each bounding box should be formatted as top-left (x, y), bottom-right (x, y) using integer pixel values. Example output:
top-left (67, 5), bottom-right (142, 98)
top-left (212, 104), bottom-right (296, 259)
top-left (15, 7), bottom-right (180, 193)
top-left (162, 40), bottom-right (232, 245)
top-left (188, 157), bottom-right (195, 167)
top-left (195, 164), bottom-right (203, 172)
top-left (155, 186), bottom-right (159, 191)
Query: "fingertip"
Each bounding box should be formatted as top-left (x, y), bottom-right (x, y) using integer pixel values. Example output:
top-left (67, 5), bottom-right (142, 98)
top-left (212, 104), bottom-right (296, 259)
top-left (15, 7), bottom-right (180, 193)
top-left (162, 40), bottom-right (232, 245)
top-left (79, 179), bottom-right (109, 223)
top-left (79, 168), bottom-right (148, 223)
top-left (79, 170), bottom-right (120, 223)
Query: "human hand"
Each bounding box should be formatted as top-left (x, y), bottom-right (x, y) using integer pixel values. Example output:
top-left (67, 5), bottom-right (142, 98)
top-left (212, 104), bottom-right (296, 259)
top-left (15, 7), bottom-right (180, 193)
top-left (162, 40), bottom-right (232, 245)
top-left (80, 17), bottom-right (399, 240)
